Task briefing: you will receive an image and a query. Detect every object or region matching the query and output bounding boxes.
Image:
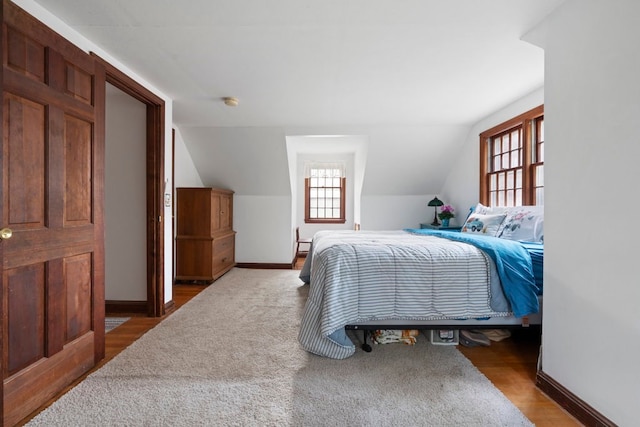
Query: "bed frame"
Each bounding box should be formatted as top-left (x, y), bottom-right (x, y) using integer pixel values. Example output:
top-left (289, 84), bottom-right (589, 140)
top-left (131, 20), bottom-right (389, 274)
top-left (346, 308), bottom-right (541, 352)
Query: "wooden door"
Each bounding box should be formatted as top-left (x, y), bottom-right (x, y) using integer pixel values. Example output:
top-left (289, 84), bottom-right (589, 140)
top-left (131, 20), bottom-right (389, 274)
top-left (1, 2), bottom-right (105, 425)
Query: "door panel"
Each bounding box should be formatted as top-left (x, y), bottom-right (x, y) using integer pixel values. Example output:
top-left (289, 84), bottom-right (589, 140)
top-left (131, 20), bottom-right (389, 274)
top-left (5, 94), bottom-right (45, 228)
top-left (64, 114), bottom-right (92, 224)
top-left (5, 264), bottom-right (46, 376)
top-left (1, 1), bottom-right (105, 425)
top-left (64, 253), bottom-right (93, 342)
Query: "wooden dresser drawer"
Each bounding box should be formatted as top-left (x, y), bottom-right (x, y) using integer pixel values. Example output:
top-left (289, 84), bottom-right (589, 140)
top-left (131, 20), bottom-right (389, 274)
top-left (212, 248), bottom-right (234, 273)
top-left (213, 234), bottom-right (234, 254)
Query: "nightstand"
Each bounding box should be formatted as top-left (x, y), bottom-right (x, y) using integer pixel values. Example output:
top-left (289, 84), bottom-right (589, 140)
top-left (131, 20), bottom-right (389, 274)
top-left (419, 223), bottom-right (462, 231)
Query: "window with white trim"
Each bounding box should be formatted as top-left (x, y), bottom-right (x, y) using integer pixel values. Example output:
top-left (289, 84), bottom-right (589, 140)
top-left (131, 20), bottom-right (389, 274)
top-left (304, 163), bottom-right (346, 223)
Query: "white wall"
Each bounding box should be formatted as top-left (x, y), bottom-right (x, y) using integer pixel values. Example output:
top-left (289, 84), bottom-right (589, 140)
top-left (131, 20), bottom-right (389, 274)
top-left (534, 1), bottom-right (640, 425)
top-left (105, 85), bottom-right (147, 300)
top-left (13, 0), bottom-right (176, 304)
top-left (234, 195), bottom-right (292, 263)
top-left (361, 195), bottom-right (441, 230)
top-left (181, 123), bottom-right (471, 263)
top-left (174, 127), bottom-right (204, 188)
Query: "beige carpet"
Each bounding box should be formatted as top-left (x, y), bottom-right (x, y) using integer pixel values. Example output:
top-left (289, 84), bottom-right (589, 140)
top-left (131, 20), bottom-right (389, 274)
top-left (28, 268), bottom-right (533, 426)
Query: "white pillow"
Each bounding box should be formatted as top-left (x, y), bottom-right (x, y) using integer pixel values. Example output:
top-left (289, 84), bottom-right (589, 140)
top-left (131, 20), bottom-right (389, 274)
top-left (472, 202), bottom-right (509, 216)
top-left (497, 206), bottom-right (544, 242)
top-left (461, 213), bottom-right (507, 236)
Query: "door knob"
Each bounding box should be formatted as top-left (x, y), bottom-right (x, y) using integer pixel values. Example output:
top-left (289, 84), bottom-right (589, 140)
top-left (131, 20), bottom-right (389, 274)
top-left (0, 228), bottom-right (13, 240)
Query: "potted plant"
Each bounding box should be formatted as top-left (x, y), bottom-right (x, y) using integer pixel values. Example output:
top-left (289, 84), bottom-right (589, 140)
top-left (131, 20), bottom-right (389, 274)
top-left (438, 205), bottom-right (455, 227)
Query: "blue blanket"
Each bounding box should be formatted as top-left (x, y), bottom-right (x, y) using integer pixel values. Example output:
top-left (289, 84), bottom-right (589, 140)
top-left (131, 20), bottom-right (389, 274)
top-left (520, 241), bottom-right (544, 291)
top-left (405, 229), bottom-right (540, 317)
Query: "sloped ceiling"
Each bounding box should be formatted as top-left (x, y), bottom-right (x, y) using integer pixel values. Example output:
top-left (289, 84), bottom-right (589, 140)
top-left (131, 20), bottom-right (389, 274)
top-left (29, 0), bottom-right (564, 195)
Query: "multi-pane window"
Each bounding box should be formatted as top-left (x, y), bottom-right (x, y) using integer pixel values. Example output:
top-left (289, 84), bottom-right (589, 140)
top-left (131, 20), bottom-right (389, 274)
top-left (480, 105), bottom-right (544, 207)
top-left (532, 116), bottom-right (545, 205)
top-left (305, 166), bottom-right (346, 223)
top-left (488, 126), bottom-right (523, 206)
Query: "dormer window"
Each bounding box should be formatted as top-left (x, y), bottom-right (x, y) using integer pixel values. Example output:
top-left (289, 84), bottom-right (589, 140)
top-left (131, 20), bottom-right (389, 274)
top-left (304, 163), bottom-right (346, 224)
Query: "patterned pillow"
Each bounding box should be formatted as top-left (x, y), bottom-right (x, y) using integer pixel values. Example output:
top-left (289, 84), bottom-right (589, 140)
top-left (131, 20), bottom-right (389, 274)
top-left (461, 213), bottom-right (507, 236)
top-left (497, 206), bottom-right (544, 243)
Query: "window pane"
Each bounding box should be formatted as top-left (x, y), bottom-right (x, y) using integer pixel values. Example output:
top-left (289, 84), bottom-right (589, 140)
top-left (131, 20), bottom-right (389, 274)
top-left (493, 155), bottom-right (500, 171)
top-left (539, 142), bottom-right (544, 162)
top-left (511, 130), bottom-right (520, 148)
top-left (516, 169), bottom-right (522, 187)
top-left (493, 139), bottom-right (500, 154)
top-left (536, 188), bottom-right (544, 205)
top-left (536, 165), bottom-right (544, 186)
top-left (498, 192), bottom-right (505, 206)
top-left (506, 170), bottom-right (514, 189)
top-left (510, 150), bottom-right (519, 168)
top-left (507, 190), bottom-right (514, 206)
top-left (490, 174), bottom-right (497, 191)
top-left (310, 208), bottom-right (317, 218)
top-left (515, 189), bottom-right (522, 206)
top-left (502, 136), bottom-right (509, 152)
top-left (310, 199), bottom-right (317, 208)
top-left (498, 172), bottom-right (505, 190)
top-left (490, 192), bottom-right (497, 206)
top-left (502, 153), bottom-right (509, 169)
top-left (310, 177), bottom-right (317, 187)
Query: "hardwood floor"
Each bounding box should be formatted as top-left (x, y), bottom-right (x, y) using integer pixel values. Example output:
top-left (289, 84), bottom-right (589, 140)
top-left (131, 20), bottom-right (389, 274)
top-left (459, 328), bottom-right (580, 426)
top-left (18, 263), bottom-right (581, 426)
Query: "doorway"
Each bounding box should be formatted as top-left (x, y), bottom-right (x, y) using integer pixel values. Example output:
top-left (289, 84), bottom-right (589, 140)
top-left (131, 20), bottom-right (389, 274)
top-left (94, 54), bottom-right (166, 317)
top-left (105, 84), bottom-right (147, 308)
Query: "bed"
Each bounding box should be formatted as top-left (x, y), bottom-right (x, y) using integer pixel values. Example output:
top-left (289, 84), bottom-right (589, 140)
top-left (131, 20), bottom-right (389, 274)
top-left (297, 204), bottom-right (544, 359)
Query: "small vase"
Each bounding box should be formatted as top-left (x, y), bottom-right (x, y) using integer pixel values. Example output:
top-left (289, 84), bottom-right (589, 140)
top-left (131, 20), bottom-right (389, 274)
top-left (441, 219), bottom-right (450, 227)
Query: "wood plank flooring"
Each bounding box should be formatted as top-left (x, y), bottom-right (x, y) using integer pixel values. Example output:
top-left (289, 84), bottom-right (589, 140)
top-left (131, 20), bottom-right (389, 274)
top-left (18, 263), bottom-right (581, 426)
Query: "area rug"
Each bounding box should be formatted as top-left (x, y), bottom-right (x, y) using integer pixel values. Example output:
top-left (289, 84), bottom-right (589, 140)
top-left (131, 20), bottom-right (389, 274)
top-left (105, 317), bottom-right (130, 333)
top-left (28, 268), bottom-right (532, 426)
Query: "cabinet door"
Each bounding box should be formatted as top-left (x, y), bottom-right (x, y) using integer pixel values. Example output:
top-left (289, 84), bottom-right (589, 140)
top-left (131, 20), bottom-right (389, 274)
top-left (210, 192), bottom-right (221, 232)
top-left (220, 193), bottom-right (232, 230)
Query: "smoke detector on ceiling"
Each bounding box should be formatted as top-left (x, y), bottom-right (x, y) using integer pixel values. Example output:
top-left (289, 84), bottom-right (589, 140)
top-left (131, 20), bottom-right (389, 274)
top-left (223, 97), bottom-right (239, 107)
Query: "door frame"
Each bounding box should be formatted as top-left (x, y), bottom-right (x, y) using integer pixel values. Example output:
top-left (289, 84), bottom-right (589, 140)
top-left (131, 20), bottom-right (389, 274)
top-left (92, 53), bottom-right (166, 317)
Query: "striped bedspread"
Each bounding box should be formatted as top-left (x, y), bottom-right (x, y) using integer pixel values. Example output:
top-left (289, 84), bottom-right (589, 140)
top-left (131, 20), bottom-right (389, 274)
top-left (298, 230), bottom-right (511, 359)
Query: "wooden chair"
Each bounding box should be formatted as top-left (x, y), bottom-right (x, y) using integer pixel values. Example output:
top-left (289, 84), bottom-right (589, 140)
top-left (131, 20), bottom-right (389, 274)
top-left (295, 227), bottom-right (312, 264)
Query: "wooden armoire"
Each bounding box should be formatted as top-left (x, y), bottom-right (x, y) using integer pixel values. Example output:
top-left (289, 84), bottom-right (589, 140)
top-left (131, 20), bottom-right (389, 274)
top-left (175, 188), bottom-right (236, 283)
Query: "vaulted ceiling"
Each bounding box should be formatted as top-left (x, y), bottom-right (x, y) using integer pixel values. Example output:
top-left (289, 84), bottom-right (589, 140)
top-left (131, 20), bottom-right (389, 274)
top-left (28, 0), bottom-right (563, 195)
